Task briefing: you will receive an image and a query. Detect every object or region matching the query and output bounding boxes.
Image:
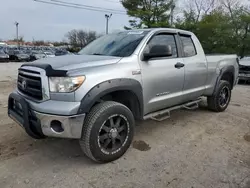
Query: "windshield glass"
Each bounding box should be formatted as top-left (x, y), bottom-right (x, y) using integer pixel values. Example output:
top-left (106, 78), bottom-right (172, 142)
top-left (79, 31), bottom-right (149, 57)
top-left (0, 51), bottom-right (5, 54)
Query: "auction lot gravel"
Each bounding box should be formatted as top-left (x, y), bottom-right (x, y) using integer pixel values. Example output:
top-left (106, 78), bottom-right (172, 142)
top-left (0, 63), bottom-right (249, 188)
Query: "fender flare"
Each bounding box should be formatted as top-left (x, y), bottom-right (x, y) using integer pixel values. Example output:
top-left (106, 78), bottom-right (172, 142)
top-left (78, 79), bottom-right (144, 117)
top-left (213, 65), bottom-right (235, 94)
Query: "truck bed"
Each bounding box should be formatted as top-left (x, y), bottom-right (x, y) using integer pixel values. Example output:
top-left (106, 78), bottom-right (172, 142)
top-left (204, 54), bottom-right (238, 95)
top-left (206, 54), bottom-right (237, 64)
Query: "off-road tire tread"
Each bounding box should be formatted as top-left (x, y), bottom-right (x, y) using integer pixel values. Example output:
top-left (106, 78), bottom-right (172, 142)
top-left (207, 80), bottom-right (231, 112)
top-left (79, 101), bottom-right (132, 162)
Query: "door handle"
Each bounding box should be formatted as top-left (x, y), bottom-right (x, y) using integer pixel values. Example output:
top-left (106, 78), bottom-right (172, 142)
top-left (175, 62), bottom-right (185, 69)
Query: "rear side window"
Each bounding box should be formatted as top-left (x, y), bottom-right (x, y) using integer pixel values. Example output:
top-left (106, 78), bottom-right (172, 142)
top-left (147, 34), bottom-right (178, 58)
top-left (180, 35), bottom-right (197, 57)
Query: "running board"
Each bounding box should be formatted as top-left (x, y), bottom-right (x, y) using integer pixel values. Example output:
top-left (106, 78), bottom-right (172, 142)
top-left (143, 98), bottom-right (202, 122)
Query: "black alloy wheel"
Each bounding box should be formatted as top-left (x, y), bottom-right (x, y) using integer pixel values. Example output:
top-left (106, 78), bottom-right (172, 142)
top-left (98, 114), bottom-right (129, 155)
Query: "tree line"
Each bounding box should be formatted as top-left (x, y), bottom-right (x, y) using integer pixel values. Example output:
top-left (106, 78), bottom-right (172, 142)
top-left (121, 0), bottom-right (250, 57)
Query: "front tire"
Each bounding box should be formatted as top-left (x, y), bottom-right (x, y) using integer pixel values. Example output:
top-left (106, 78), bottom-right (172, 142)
top-left (207, 80), bottom-right (231, 112)
top-left (79, 101), bottom-right (135, 163)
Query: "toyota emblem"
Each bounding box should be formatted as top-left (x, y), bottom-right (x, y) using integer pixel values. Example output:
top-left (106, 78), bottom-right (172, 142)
top-left (22, 80), bottom-right (27, 90)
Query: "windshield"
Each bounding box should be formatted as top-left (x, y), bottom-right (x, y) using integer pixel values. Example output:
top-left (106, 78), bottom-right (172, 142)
top-left (0, 51), bottom-right (5, 54)
top-left (79, 31), bottom-right (149, 57)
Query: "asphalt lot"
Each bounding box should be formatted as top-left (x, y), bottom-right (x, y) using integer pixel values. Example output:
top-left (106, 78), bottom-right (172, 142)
top-left (0, 63), bottom-right (249, 188)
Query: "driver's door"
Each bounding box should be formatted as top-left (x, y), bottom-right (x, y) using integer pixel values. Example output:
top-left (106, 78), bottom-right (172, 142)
top-left (139, 33), bottom-right (185, 115)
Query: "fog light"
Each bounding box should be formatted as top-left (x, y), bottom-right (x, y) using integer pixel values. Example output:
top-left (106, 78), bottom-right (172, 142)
top-left (50, 120), bottom-right (64, 133)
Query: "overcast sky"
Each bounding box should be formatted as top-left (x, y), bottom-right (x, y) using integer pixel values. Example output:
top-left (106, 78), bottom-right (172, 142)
top-left (0, 0), bottom-right (129, 41)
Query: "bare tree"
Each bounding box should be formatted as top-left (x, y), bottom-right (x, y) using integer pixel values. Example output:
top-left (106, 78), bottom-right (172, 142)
top-left (66, 29), bottom-right (78, 47)
top-left (219, 0), bottom-right (244, 35)
top-left (66, 29), bottom-right (98, 48)
top-left (77, 30), bottom-right (87, 48)
top-left (183, 0), bottom-right (217, 22)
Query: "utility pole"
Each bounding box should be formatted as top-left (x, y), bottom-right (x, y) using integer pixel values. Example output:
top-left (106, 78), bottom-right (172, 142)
top-left (170, 4), bottom-right (175, 27)
top-left (105, 14), bottom-right (112, 34)
top-left (15, 22), bottom-right (19, 48)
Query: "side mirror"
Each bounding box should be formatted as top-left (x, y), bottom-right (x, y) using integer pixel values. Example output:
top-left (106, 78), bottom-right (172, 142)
top-left (143, 45), bottom-right (172, 61)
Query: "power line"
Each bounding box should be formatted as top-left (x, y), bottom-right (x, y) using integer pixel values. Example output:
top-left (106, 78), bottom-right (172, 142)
top-left (33, 0), bottom-right (127, 14)
top-left (51, 0), bottom-right (125, 13)
top-left (102, 0), bottom-right (121, 3)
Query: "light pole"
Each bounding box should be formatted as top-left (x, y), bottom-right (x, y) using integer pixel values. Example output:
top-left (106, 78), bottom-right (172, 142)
top-left (15, 22), bottom-right (19, 48)
top-left (105, 14), bottom-right (112, 34)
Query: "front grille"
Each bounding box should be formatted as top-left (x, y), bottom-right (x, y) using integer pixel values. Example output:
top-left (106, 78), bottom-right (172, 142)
top-left (17, 69), bottom-right (43, 100)
top-left (239, 65), bottom-right (250, 73)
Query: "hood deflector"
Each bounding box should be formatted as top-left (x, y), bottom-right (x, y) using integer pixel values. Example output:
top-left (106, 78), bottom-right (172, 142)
top-left (21, 63), bottom-right (67, 77)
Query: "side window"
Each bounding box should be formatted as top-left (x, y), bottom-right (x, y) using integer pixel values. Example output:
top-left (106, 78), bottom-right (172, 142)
top-left (147, 34), bottom-right (178, 58)
top-left (180, 35), bottom-right (197, 57)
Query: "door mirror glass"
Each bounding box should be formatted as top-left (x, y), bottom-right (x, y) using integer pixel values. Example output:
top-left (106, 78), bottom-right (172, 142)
top-left (143, 45), bottom-right (172, 60)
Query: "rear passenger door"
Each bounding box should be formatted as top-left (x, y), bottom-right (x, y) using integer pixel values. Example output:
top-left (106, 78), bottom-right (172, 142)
top-left (179, 34), bottom-right (207, 102)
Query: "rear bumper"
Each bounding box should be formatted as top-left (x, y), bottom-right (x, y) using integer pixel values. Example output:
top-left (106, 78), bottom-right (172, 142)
top-left (8, 92), bottom-right (85, 139)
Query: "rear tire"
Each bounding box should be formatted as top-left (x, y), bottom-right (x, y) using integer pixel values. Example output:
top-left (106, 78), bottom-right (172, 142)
top-left (79, 101), bottom-right (135, 163)
top-left (207, 80), bottom-right (231, 112)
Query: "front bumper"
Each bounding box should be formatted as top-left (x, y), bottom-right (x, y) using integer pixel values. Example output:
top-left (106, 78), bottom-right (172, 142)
top-left (8, 92), bottom-right (85, 139)
top-left (0, 58), bottom-right (9, 62)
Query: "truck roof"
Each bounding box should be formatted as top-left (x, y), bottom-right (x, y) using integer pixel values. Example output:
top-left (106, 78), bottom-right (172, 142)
top-left (124, 28), bottom-right (194, 35)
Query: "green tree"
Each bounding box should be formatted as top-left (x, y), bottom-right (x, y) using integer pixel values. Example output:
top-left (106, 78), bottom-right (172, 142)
top-left (121, 0), bottom-right (176, 29)
top-left (175, 0), bottom-right (250, 56)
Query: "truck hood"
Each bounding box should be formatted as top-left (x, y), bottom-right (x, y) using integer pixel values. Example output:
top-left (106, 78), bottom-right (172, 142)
top-left (239, 61), bottom-right (250, 66)
top-left (34, 54), bottom-right (122, 70)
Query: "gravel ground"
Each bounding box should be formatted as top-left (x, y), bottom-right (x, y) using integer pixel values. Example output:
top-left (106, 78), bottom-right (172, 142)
top-left (0, 63), bottom-right (249, 188)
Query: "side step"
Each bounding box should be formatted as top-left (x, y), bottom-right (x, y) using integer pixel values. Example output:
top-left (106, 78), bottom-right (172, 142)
top-left (143, 98), bottom-right (202, 122)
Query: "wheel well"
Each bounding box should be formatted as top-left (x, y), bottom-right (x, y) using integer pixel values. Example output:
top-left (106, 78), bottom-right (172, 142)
top-left (221, 71), bottom-right (234, 89)
top-left (100, 90), bottom-right (142, 120)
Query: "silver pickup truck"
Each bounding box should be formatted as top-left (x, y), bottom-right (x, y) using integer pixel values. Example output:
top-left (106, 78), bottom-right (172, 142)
top-left (8, 28), bottom-right (239, 163)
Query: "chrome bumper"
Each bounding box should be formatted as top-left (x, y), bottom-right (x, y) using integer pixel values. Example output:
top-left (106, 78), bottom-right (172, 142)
top-left (34, 112), bottom-right (85, 139)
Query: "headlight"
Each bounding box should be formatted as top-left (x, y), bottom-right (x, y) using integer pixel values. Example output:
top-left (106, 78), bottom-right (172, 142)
top-left (49, 76), bottom-right (85, 93)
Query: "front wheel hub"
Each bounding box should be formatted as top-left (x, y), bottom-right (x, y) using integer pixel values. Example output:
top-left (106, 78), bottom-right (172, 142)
top-left (219, 86), bottom-right (230, 108)
top-left (109, 128), bottom-right (118, 138)
top-left (98, 114), bottom-right (129, 154)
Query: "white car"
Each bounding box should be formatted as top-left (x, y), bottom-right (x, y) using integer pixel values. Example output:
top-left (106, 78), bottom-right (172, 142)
top-left (44, 52), bottom-right (55, 58)
top-left (239, 57), bottom-right (250, 82)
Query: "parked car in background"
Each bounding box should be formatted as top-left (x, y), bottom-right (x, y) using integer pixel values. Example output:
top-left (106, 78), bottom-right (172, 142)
top-left (239, 57), bottom-right (250, 82)
top-left (0, 50), bottom-right (9, 62)
top-left (44, 51), bottom-right (55, 58)
top-left (9, 50), bottom-right (30, 62)
top-left (29, 51), bottom-right (45, 61)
